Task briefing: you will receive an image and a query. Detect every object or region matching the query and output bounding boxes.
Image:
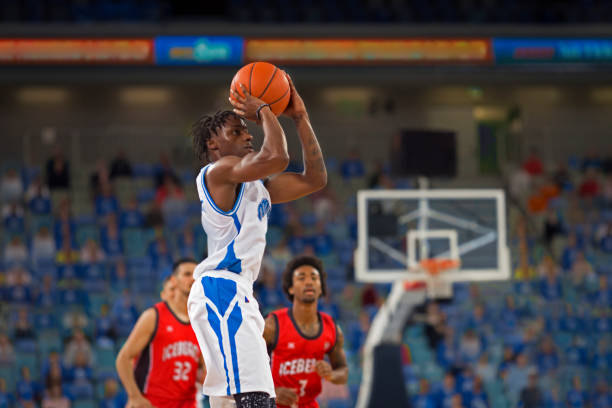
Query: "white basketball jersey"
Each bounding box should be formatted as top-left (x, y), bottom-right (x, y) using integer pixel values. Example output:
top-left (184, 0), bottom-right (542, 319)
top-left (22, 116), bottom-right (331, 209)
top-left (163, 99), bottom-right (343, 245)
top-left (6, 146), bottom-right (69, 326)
top-left (194, 164), bottom-right (271, 284)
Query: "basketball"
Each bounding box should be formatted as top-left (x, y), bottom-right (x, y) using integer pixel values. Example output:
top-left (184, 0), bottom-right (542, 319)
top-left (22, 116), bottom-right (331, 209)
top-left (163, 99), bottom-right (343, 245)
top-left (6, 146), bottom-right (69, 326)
top-left (230, 61), bottom-right (291, 116)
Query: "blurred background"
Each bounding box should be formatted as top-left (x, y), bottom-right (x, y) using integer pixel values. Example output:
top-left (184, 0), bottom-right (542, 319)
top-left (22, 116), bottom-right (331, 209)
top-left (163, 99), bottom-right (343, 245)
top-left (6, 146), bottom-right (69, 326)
top-left (1, 1), bottom-right (612, 408)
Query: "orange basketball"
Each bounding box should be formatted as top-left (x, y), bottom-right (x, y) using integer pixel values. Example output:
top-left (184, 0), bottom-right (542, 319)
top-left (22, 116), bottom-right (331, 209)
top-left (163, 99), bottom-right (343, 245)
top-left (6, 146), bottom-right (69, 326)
top-left (230, 62), bottom-right (291, 116)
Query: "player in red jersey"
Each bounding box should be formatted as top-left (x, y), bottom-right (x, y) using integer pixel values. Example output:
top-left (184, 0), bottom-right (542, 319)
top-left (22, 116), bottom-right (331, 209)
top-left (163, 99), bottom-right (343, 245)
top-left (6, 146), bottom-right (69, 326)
top-left (264, 256), bottom-right (348, 408)
top-left (116, 258), bottom-right (205, 408)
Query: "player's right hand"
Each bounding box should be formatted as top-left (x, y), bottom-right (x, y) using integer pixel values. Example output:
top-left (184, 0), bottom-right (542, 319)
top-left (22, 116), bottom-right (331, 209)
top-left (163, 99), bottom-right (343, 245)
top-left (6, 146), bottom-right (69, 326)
top-left (275, 387), bottom-right (299, 406)
top-left (125, 395), bottom-right (156, 408)
top-left (229, 84), bottom-right (267, 123)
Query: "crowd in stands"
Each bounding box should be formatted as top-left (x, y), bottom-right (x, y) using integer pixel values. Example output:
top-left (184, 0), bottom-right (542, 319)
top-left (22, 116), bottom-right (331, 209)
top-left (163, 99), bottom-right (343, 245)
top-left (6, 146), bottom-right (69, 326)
top-left (405, 151), bottom-right (612, 408)
top-left (2, 0), bottom-right (612, 23)
top-left (0, 146), bottom-right (382, 408)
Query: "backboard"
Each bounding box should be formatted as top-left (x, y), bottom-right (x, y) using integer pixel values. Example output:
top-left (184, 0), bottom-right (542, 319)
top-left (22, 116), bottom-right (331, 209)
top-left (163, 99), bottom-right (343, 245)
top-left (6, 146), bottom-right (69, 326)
top-left (355, 189), bottom-right (510, 285)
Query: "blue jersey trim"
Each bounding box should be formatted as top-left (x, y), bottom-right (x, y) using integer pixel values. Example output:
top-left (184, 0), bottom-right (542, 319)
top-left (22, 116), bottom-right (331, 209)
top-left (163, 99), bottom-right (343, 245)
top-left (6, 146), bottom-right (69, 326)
top-left (216, 241), bottom-right (242, 273)
top-left (201, 165), bottom-right (245, 216)
top-left (202, 277), bottom-right (243, 395)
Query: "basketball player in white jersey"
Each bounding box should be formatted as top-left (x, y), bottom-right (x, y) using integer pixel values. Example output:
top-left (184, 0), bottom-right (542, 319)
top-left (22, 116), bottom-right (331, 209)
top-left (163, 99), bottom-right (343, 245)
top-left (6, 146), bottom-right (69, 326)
top-left (188, 74), bottom-right (326, 408)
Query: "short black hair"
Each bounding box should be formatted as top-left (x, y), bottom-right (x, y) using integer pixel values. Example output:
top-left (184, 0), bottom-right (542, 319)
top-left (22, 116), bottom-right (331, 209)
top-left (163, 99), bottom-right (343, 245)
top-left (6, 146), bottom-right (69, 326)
top-left (191, 110), bottom-right (241, 164)
top-left (172, 258), bottom-right (197, 275)
top-left (282, 256), bottom-right (327, 302)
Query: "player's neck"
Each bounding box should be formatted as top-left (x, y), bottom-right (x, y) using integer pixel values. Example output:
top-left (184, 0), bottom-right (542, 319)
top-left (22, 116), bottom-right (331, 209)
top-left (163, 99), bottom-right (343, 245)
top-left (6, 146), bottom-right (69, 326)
top-left (291, 301), bottom-right (318, 326)
top-left (167, 293), bottom-right (189, 321)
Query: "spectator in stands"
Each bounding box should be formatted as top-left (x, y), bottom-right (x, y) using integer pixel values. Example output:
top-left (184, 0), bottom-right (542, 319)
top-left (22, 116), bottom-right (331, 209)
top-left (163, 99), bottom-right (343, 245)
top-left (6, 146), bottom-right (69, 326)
top-left (475, 353), bottom-right (495, 384)
top-left (435, 371), bottom-right (458, 408)
top-left (176, 226), bottom-right (198, 258)
top-left (310, 186), bottom-right (338, 223)
top-left (95, 304), bottom-right (116, 347)
top-left (1, 168), bottom-right (23, 202)
top-left (590, 275), bottom-right (612, 306)
top-left (504, 353), bottom-right (534, 405)
top-left (458, 329), bottom-right (482, 365)
top-left (36, 274), bottom-right (58, 310)
top-left (3, 235), bottom-right (28, 265)
top-left (552, 161), bottom-right (572, 191)
top-left (100, 378), bottom-right (126, 408)
top-left (592, 381), bottom-right (612, 407)
top-left (61, 309), bottom-right (89, 334)
top-left (2, 202), bottom-right (25, 233)
top-left (522, 148), bottom-right (544, 176)
top-left (437, 327), bottom-right (459, 371)
top-left (6, 265), bottom-right (32, 298)
top-left (0, 333), bottom-right (15, 366)
top-left (42, 351), bottom-right (66, 386)
top-left (565, 336), bottom-right (588, 367)
top-left (16, 366), bottom-right (41, 406)
top-left (595, 221), bottom-right (612, 253)
top-left (54, 198), bottom-right (75, 247)
top-left (159, 177), bottom-right (187, 227)
top-left (543, 210), bottom-right (564, 247)
top-left (535, 336), bottom-right (558, 375)
top-left (312, 222), bottom-right (334, 257)
top-left (567, 376), bottom-right (589, 408)
top-left (95, 183), bottom-right (120, 218)
top-left (80, 239), bottom-right (106, 264)
top-left (119, 197), bottom-right (143, 229)
top-left (570, 251), bottom-right (597, 290)
top-left (348, 310), bottom-right (370, 355)
top-left (32, 226), bottom-right (56, 261)
top-left (463, 376), bottom-right (487, 408)
top-left (514, 246), bottom-right (536, 280)
top-left (579, 168), bottom-right (600, 198)
top-left (67, 351), bottom-right (93, 398)
top-left (89, 159), bottom-right (111, 199)
top-left (63, 329), bottom-right (93, 367)
top-left (256, 260), bottom-right (285, 311)
top-left (340, 148), bottom-right (365, 180)
top-left (41, 383), bottom-right (70, 408)
top-left (109, 149), bottom-right (133, 179)
top-left (581, 150), bottom-right (602, 172)
top-left (56, 238), bottom-right (79, 265)
top-left (539, 259), bottom-right (563, 301)
top-left (45, 146), bottom-right (70, 190)
top-left (153, 153), bottom-right (180, 188)
top-left (110, 289), bottom-right (139, 338)
top-left (147, 235), bottom-right (172, 271)
top-left (561, 232), bottom-right (580, 270)
top-left (109, 259), bottom-right (129, 292)
top-left (361, 283), bottom-right (380, 308)
top-left (412, 378), bottom-right (435, 408)
top-left (26, 175), bottom-right (51, 215)
top-left (0, 378), bottom-right (15, 408)
top-left (144, 201), bottom-right (165, 228)
top-left (519, 371), bottom-right (543, 408)
top-left (100, 215), bottom-right (123, 258)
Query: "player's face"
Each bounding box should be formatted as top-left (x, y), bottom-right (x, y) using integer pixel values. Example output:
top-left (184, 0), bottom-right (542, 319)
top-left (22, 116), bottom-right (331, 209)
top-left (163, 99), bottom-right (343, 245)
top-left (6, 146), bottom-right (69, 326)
top-left (160, 279), bottom-right (176, 302)
top-left (174, 262), bottom-right (196, 296)
top-left (215, 116), bottom-right (254, 158)
top-left (290, 265), bottom-right (322, 304)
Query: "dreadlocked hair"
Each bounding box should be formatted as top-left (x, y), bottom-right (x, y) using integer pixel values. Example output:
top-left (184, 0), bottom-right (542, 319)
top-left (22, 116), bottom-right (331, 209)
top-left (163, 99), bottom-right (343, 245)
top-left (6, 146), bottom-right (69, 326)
top-left (191, 110), bottom-right (240, 164)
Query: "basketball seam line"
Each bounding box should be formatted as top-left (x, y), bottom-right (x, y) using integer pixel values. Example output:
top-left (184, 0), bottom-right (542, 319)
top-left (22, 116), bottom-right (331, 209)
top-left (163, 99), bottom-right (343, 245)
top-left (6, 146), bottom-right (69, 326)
top-left (257, 66), bottom-right (277, 99)
top-left (269, 86), bottom-right (290, 107)
top-left (248, 62), bottom-right (255, 96)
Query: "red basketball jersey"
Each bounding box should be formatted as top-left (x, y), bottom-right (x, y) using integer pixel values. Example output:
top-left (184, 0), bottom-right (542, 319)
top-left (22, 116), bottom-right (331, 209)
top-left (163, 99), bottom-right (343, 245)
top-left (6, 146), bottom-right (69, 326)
top-left (134, 302), bottom-right (201, 408)
top-left (270, 308), bottom-right (337, 408)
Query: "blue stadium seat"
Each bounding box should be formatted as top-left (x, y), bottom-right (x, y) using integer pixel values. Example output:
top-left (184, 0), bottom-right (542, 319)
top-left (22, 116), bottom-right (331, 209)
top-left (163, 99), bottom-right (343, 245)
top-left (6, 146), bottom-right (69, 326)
top-left (73, 398), bottom-right (96, 408)
top-left (15, 352), bottom-right (38, 378)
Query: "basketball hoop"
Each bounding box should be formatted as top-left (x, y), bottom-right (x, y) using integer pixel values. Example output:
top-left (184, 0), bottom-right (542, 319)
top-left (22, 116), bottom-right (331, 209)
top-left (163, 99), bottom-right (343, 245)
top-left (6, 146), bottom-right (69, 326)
top-left (406, 258), bottom-right (461, 299)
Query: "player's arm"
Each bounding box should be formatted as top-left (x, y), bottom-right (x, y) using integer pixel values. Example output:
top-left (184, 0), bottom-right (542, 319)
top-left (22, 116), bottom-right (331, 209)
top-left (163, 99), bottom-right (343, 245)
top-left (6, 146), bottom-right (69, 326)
top-left (115, 308), bottom-right (157, 408)
top-left (264, 73), bottom-right (327, 204)
top-left (216, 85), bottom-right (289, 183)
top-left (316, 325), bottom-right (348, 385)
top-left (263, 315), bottom-right (299, 406)
top-left (196, 354), bottom-right (206, 384)
top-left (263, 314), bottom-right (278, 354)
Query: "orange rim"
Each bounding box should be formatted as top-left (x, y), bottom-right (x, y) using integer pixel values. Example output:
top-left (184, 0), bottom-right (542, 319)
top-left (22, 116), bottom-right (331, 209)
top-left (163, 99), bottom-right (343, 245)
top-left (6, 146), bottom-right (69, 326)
top-left (419, 258), bottom-right (460, 276)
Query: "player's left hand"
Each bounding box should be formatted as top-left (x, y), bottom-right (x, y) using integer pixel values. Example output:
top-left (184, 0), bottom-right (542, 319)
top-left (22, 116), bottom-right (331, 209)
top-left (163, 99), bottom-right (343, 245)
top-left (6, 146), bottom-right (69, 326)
top-left (315, 360), bottom-right (333, 381)
top-left (282, 72), bottom-right (308, 121)
top-left (229, 84), bottom-right (267, 123)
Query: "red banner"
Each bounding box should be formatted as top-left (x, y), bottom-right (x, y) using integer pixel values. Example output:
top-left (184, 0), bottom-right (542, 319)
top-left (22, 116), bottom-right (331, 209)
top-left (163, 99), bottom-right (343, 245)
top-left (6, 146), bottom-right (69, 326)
top-left (245, 38), bottom-right (492, 65)
top-left (0, 39), bottom-right (154, 64)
